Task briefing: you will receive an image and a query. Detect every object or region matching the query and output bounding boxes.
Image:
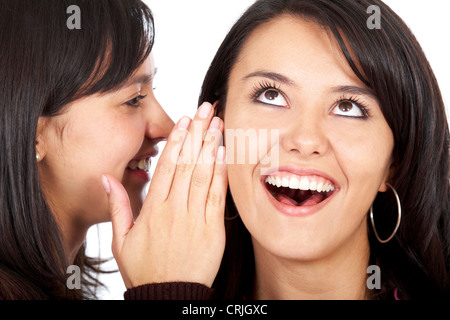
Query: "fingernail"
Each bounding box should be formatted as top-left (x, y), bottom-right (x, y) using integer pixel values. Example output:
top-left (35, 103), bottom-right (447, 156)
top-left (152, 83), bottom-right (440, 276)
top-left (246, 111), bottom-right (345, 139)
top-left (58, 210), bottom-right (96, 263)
top-left (101, 175), bottom-right (111, 195)
top-left (216, 146), bottom-right (226, 164)
top-left (209, 117), bottom-right (221, 130)
top-left (177, 116), bottom-right (191, 130)
top-left (198, 102), bottom-right (212, 119)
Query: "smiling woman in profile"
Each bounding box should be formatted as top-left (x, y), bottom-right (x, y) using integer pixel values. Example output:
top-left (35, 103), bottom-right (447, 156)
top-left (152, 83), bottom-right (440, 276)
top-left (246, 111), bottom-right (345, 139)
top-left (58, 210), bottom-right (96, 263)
top-left (0, 0), bottom-right (227, 300)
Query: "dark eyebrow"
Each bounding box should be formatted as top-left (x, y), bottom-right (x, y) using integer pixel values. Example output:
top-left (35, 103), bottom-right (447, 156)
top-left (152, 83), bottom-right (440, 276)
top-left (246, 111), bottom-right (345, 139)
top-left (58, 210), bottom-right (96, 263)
top-left (331, 85), bottom-right (378, 103)
top-left (242, 71), bottom-right (296, 86)
top-left (242, 71), bottom-right (378, 102)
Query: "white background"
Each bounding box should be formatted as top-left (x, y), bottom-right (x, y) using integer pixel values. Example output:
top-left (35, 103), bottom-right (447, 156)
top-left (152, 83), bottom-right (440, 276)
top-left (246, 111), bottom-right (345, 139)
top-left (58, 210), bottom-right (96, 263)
top-left (86, 0), bottom-right (450, 299)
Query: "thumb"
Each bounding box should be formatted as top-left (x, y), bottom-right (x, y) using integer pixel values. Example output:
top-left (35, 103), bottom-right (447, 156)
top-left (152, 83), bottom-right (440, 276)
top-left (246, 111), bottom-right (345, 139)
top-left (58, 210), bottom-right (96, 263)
top-left (101, 174), bottom-right (134, 255)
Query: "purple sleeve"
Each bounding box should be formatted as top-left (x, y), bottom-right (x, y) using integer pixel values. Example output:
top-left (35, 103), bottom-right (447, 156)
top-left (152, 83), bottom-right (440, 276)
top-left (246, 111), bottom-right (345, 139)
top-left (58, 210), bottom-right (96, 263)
top-left (124, 282), bottom-right (213, 300)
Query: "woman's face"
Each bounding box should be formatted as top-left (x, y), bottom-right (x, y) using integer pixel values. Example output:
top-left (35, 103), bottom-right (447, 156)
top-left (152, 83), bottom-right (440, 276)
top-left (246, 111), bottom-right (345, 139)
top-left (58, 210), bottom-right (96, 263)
top-left (224, 16), bottom-right (394, 261)
top-left (38, 54), bottom-right (174, 228)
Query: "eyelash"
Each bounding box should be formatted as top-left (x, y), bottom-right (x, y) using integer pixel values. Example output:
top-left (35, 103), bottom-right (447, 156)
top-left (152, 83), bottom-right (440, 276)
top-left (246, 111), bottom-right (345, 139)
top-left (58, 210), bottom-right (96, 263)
top-left (333, 95), bottom-right (370, 119)
top-left (250, 81), bottom-right (370, 119)
top-left (126, 94), bottom-right (147, 107)
top-left (250, 80), bottom-right (282, 103)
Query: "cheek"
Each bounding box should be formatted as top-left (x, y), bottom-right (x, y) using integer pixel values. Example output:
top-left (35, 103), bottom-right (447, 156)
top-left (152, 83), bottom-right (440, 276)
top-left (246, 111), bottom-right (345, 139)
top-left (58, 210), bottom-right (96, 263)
top-left (224, 118), bottom-right (274, 224)
top-left (227, 164), bottom-right (256, 227)
top-left (224, 107), bottom-right (279, 168)
top-left (71, 123), bottom-right (145, 221)
top-left (332, 123), bottom-right (394, 198)
top-left (61, 118), bottom-right (145, 186)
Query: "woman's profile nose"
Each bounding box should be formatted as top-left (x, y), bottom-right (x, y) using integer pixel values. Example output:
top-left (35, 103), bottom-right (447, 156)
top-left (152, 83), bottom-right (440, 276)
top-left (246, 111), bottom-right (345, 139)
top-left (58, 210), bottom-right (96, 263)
top-left (145, 101), bottom-right (175, 141)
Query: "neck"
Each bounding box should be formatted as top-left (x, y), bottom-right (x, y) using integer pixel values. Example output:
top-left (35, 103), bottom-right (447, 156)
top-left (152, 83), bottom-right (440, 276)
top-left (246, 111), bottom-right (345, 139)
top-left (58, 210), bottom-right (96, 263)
top-left (53, 209), bottom-right (90, 264)
top-left (63, 224), bottom-right (89, 265)
top-left (39, 165), bottom-right (92, 265)
top-left (252, 231), bottom-right (371, 300)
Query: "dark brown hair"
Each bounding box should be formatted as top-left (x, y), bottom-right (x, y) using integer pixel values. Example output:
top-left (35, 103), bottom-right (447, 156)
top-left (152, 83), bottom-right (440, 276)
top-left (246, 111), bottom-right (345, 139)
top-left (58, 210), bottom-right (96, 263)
top-left (0, 0), bottom-right (154, 299)
top-left (199, 0), bottom-right (449, 299)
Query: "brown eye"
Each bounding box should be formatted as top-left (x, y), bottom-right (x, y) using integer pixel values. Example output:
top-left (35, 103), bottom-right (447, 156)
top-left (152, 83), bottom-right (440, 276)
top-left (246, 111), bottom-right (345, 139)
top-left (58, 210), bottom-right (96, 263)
top-left (331, 99), bottom-right (366, 118)
top-left (264, 90), bottom-right (279, 101)
top-left (126, 94), bottom-right (147, 107)
top-left (338, 101), bottom-right (353, 112)
top-left (256, 88), bottom-right (288, 107)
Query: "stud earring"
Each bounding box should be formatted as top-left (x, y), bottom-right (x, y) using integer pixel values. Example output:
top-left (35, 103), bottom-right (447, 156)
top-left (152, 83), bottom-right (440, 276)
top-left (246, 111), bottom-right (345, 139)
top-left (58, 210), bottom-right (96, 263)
top-left (36, 153), bottom-right (41, 161)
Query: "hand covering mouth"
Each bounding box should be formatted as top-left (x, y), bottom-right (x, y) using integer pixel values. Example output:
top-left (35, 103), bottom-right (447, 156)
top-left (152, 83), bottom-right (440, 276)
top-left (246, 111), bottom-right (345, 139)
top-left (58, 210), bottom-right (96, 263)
top-left (264, 174), bottom-right (336, 206)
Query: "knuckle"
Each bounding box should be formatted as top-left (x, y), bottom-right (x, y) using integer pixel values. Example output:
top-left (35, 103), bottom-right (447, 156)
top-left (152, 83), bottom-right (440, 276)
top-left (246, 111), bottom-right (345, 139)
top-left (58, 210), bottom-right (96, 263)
top-left (206, 191), bottom-right (223, 208)
top-left (156, 161), bottom-right (174, 176)
top-left (214, 165), bottom-right (227, 176)
top-left (191, 172), bottom-right (209, 188)
top-left (109, 201), bottom-right (123, 220)
top-left (176, 162), bottom-right (194, 174)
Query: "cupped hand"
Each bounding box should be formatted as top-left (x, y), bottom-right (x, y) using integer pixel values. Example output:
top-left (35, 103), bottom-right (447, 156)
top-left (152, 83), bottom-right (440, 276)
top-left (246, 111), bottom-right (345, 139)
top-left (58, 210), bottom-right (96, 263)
top-left (101, 102), bottom-right (227, 289)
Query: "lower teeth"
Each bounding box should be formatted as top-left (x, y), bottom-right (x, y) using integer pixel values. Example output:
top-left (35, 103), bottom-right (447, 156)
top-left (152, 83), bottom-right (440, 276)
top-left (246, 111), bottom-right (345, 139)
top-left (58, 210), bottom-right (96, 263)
top-left (128, 167), bottom-right (147, 172)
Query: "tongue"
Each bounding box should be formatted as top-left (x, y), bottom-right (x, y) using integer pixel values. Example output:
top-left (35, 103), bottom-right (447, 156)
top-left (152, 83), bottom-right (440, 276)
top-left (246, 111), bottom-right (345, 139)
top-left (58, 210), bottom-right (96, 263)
top-left (276, 191), bottom-right (325, 207)
top-left (298, 193), bottom-right (325, 206)
top-left (277, 194), bottom-right (300, 206)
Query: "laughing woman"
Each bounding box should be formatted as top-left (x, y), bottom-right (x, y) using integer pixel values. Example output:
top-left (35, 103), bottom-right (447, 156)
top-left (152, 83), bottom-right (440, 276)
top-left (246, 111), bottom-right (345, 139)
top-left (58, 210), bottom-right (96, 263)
top-left (0, 0), bottom-right (226, 299)
top-left (200, 0), bottom-right (449, 299)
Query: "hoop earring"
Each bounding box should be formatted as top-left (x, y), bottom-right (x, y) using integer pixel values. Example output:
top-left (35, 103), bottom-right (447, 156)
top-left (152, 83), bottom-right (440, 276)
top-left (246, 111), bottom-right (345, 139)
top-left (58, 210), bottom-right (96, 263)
top-left (225, 213), bottom-right (240, 221)
top-left (224, 206), bottom-right (240, 221)
top-left (370, 183), bottom-right (402, 244)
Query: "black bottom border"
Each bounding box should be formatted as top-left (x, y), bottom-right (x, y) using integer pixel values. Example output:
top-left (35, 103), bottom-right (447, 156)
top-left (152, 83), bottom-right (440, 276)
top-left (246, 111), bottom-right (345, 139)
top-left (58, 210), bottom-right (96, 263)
top-left (1, 300), bottom-right (445, 318)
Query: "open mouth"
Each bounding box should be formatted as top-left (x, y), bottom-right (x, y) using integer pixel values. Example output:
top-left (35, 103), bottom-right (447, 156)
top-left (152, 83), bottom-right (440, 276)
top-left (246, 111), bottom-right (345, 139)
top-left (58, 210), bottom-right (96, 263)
top-left (127, 157), bottom-right (151, 172)
top-left (263, 174), bottom-right (336, 207)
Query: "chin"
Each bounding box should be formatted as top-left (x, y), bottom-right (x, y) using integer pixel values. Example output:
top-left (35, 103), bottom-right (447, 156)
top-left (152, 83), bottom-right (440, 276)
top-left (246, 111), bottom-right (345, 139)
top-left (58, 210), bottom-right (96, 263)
top-left (249, 219), bottom-right (332, 262)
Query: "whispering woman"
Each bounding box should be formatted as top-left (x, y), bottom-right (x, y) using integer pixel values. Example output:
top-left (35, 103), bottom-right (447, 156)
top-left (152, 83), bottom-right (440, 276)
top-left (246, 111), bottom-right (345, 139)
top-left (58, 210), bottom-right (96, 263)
top-left (198, 0), bottom-right (449, 299)
top-left (0, 0), bottom-right (227, 299)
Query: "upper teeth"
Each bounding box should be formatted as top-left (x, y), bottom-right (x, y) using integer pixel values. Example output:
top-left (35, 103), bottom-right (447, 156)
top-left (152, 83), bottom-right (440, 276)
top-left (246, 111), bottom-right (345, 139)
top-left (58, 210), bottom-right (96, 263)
top-left (128, 158), bottom-right (151, 171)
top-left (265, 175), bottom-right (335, 192)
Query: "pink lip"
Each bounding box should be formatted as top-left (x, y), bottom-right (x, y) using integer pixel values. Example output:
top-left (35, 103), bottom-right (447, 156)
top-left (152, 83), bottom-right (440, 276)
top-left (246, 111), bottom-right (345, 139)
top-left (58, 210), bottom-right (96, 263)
top-left (260, 166), bottom-right (339, 217)
top-left (125, 147), bottom-right (159, 183)
top-left (126, 168), bottom-right (151, 182)
top-left (131, 146), bottom-right (159, 161)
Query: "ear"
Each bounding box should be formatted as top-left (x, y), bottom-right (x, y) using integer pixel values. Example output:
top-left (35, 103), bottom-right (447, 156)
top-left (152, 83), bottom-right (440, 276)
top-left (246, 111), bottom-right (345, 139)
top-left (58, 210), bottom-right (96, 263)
top-left (36, 117), bottom-right (47, 161)
top-left (378, 160), bottom-right (398, 192)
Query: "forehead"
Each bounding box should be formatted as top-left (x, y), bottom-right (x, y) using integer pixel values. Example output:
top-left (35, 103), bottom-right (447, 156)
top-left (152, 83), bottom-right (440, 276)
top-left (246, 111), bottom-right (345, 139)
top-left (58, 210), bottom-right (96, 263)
top-left (230, 15), bottom-right (361, 87)
top-left (131, 54), bottom-right (156, 79)
top-left (119, 54), bottom-right (156, 89)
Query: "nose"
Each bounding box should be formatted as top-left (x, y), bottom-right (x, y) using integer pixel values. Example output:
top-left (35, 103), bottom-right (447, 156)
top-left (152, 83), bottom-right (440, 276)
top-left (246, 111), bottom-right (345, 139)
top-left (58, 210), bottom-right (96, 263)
top-left (280, 110), bottom-right (329, 159)
top-left (144, 98), bottom-right (175, 141)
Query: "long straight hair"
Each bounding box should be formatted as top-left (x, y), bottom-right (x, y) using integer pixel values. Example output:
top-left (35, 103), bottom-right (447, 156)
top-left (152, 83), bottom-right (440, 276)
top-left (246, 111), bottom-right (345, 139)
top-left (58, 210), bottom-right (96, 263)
top-left (0, 0), bottom-right (154, 299)
top-left (199, 0), bottom-right (450, 299)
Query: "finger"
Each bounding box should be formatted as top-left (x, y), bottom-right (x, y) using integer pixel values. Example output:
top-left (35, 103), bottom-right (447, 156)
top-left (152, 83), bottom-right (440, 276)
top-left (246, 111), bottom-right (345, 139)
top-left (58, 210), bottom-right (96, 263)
top-left (188, 117), bottom-right (224, 217)
top-left (205, 146), bottom-right (228, 225)
top-left (147, 116), bottom-right (191, 202)
top-left (170, 102), bottom-right (215, 204)
top-left (178, 102), bottom-right (214, 167)
top-left (101, 174), bottom-right (134, 255)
